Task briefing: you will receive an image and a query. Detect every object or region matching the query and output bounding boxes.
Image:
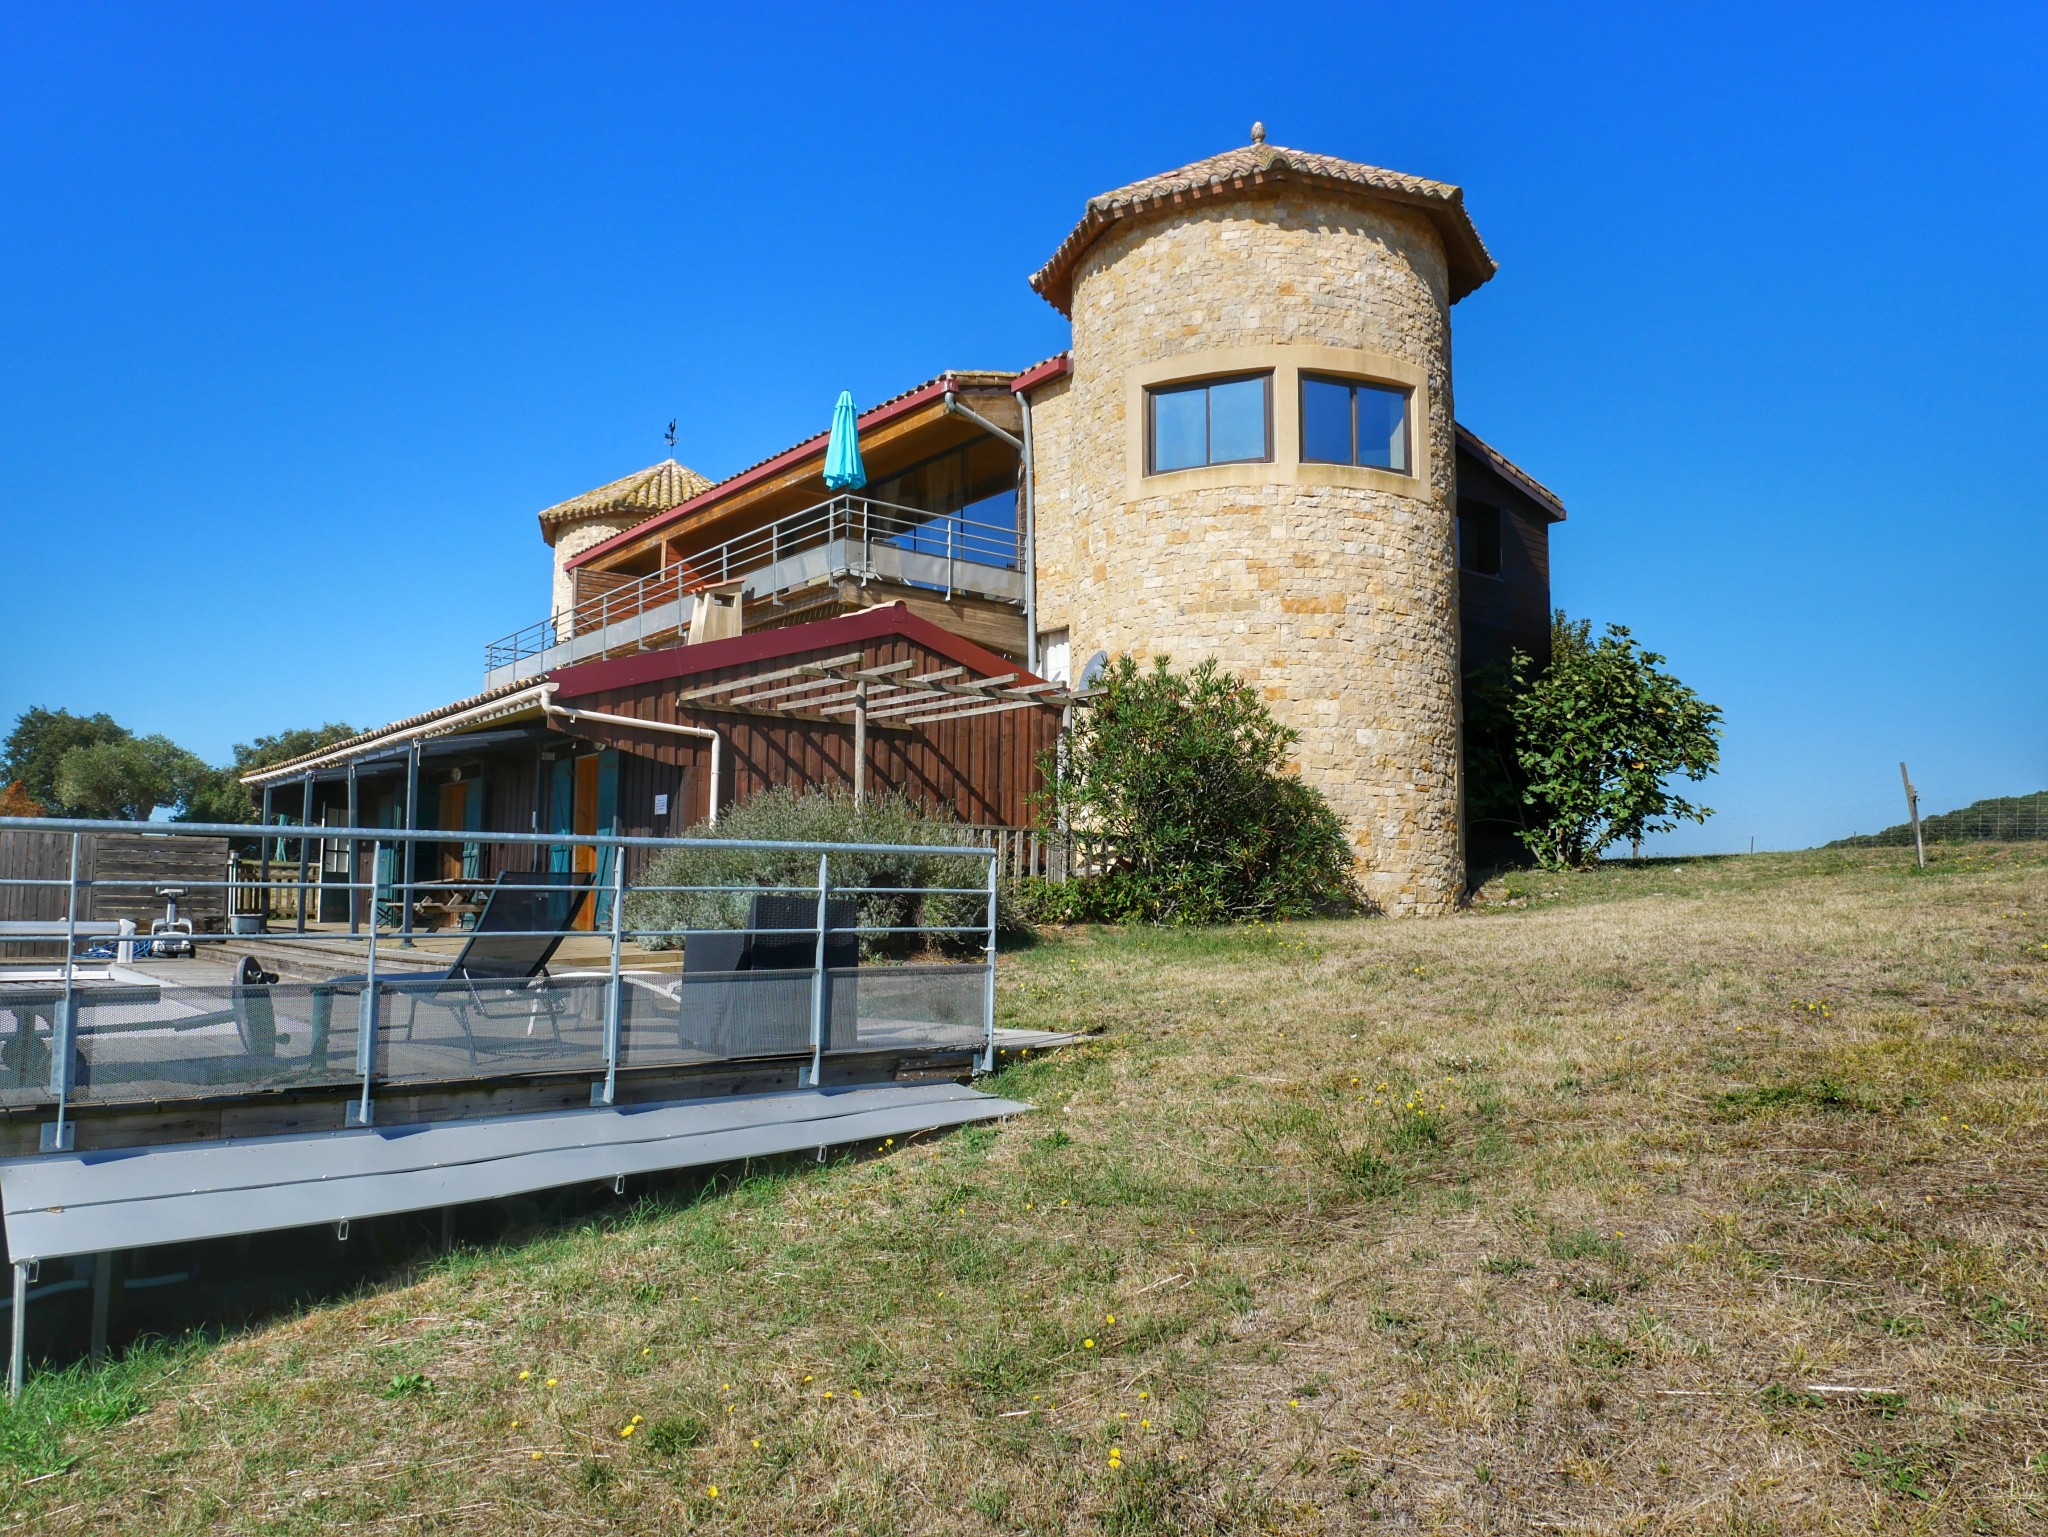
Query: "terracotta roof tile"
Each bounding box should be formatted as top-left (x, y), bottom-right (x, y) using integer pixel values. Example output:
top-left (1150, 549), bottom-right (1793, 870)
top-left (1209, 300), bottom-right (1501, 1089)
top-left (536, 458), bottom-right (714, 541)
top-left (1455, 424), bottom-right (1566, 522)
top-left (1029, 142), bottom-right (1496, 314)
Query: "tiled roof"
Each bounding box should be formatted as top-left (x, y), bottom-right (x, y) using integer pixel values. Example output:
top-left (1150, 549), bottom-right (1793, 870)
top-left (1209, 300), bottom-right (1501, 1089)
top-left (240, 678), bottom-right (548, 784)
top-left (1455, 424), bottom-right (1567, 522)
top-left (536, 458), bottom-right (714, 541)
top-left (1029, 142), bottom-right (1496, 314)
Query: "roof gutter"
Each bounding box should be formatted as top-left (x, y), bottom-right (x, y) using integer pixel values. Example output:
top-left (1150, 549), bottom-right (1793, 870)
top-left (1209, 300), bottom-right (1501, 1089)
top-left (544, 703), bottom-right (722, 827)
top-left (941, 386), bottom-right (1023, 452)
top-left (243, 683), bottom-right (560, 788)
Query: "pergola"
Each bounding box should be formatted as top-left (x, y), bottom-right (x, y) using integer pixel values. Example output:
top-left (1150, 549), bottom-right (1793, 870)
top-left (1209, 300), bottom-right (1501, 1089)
top-left (677, 650), bottom-right (1085, 804)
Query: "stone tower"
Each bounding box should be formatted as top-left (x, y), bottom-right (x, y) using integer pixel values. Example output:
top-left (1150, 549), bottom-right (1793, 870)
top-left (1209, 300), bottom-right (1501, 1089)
top-left (537, 458), bottom-right (712, 623)
top-left (1022, 135), bottom-right (1496, 915)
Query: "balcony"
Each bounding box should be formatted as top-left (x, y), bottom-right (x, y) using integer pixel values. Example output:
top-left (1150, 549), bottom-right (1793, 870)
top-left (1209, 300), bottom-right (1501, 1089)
top-left (484, 494), bottom-right (1023, 688)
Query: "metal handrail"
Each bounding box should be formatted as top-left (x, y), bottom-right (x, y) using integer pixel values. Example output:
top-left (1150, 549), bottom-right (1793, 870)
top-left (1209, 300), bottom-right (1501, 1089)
top-left (0, 816), bottom-right (1003, 1162)
top-left (482, 492), bottom-right (1022, 672)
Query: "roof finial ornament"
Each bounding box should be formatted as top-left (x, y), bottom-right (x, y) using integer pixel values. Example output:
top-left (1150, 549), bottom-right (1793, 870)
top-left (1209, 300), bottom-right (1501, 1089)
top-left (1250, 120), bottom-right (1265, 144)
top-left (664, 418), bottom-right (677, 454)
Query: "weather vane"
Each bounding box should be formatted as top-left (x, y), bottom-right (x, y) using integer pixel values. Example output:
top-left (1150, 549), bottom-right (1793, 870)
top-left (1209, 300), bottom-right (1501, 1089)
top-left (664, 419), bottom-right (677, 452)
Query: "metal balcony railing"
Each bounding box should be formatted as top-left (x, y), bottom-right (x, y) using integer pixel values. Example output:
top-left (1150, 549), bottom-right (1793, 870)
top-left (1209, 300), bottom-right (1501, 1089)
top-left (0, 815), bottom-right (1003, 1145)
top-left (484, 494), bottom-right (1022, 685)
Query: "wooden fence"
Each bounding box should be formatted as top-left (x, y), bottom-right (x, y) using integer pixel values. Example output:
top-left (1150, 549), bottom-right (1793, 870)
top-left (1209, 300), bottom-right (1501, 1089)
top-left (958, 826), bottom-right (1116, 883)
top-left (0, 828), bottom-right (231, 958)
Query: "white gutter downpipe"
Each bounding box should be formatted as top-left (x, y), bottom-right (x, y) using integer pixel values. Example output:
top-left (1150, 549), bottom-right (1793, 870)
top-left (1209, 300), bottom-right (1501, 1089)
top-left (1018, 388), bottom-right (1038, 674)
top-left (545, 702), bottom-right (723, 827)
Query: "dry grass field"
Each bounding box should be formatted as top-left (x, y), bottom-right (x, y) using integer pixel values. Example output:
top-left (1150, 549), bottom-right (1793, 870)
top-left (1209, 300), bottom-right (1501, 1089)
top-left (2, 844), bottom-right (2043, 1534)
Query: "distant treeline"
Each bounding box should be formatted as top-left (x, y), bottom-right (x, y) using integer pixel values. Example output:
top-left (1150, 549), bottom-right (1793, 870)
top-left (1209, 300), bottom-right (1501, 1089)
top-left (1829, 789), bottom-right (2048, 847)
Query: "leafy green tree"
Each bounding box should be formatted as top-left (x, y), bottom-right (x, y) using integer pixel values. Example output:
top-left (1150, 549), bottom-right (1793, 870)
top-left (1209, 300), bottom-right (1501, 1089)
top-left (52, 735), bottom-right (208, 821)
top-left (0, 707), bottom-right (129, 815)
top-left (1506, 613), bottom-right (1722, 869)
top-left (1051, 656), bottom-right (1359, 923)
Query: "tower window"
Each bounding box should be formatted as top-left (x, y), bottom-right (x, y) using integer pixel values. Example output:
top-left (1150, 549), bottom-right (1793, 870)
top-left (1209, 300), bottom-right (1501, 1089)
top-left (1458, 501), bottom-right (1503, 576)
top-left (1145, 373), bottom-right (1272, 474)
top-left (1300, 375), bottom-right (1411, 473)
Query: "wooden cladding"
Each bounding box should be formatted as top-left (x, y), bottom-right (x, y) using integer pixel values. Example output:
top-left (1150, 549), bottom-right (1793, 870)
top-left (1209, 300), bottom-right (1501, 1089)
top-left (558, 631), bottom-right (1059, 829)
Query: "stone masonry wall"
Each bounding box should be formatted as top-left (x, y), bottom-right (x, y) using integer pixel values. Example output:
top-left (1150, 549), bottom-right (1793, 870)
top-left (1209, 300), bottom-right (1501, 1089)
top-left (1029, 192), bottom-right (1465, 914)
top-left (548, 516), bottom-right (642, 624)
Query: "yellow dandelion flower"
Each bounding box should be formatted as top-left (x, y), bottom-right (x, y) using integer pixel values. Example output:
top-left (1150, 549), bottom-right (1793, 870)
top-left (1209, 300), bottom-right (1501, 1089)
top-left (803, 1374), bottom-right (814, 1382)
top-left (545, 1378), bottom-right (558, 1388)
top-left (1105, 1313), bottom-right (1115, 1324)
top-left (1141, 1418), bottom-right (1152, 1429)
top-left (641, 1348), bottom-right (651, 1357)
top-left (532, 1450), bottom-right (543, 1460)
top-left (1289, 1398), bottom-right (1300, 1407)
top-left (620, 1425), bottom-right (636, 1439)
top-left (1083, 1339), bottom-right (1095, 1349)
top-left (632, 1414), bottom-right (643, 1424)
top-left (1138, 1391), bottom-right (1149, 1400)
top-left (707, 1485), bottom-right (719, 1498)
top-left (752, 1438), bottom-right (761, 1449)
top-left (509, 1418), bottom-right (520, 1429)
top-left (823, 1391), bottom-right (834, 1400)
top-left (518, 1370), bottom-right (531, 1381)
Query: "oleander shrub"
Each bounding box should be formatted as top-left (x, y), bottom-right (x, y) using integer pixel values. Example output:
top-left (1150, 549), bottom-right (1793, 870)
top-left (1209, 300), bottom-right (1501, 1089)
top-left (1048, 656), bottom-right (1360, 925)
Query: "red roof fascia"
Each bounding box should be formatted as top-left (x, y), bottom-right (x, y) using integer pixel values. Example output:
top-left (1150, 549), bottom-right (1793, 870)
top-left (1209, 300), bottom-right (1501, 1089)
top-left (1011, 354), bottom-right (1072, 393)
top-left (546, 603), bottom-right (1046, 699)
top-left (568, 379), bottom-right (960, 572)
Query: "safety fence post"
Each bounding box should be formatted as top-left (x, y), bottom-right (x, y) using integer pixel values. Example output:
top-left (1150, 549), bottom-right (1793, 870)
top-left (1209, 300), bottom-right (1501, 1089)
top-left (980, 851), bottom-right (998, 1075)
top-left (349, 841), bottom-right (381, 1126)
top-left (808, 852), bottom-right (830, 1089)
top-left (597, 844), bottom-right (627, 1106)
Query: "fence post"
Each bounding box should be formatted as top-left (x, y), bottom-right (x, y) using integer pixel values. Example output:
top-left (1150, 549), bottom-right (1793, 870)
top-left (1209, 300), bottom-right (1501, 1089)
top-left (807, 852), bottom-right (830, 1089)
top-left (596, 845), bottom-right (627, 1107)
top-left (7, 1261), bottom-right (25, 1401)
top-left (980, 851), bottom-right (998, 1075)
top-left (1899, 762), bottom-right (1926, 870)
top-left (349, 841), bottom-right (381, 1127)
top-left (44, 831), bottom-right (82, 1153)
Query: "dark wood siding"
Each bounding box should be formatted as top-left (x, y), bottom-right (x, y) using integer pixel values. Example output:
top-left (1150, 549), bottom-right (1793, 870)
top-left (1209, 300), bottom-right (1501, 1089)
top-left (1455, 443), bottom-right (1555, 673)
top-left (562, 631), bottom-right (1058, 832)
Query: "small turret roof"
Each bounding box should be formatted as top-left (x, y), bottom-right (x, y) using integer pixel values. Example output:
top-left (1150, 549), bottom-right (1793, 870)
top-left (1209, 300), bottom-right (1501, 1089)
top-left (536, 458), bottom-right (714, 544)
top-left (1029, 140), bottom-right (1496, 315)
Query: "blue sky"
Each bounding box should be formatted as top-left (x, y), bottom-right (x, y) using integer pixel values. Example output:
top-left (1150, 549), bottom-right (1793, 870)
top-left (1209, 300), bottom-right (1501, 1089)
top-left (2, 2), bottom-right (2042, 851)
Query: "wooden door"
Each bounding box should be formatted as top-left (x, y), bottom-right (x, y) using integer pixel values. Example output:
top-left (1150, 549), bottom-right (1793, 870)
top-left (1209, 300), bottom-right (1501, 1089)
top-left (571, 754), bottom-right (600, 930)
top-left (437, 782), bottom-right (468, 882)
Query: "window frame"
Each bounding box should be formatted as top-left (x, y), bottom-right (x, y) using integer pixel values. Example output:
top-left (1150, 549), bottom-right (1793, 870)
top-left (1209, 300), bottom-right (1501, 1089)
top-left (1297, 372), bottom-right (1413, 475)
top-left (1143, 371), bottom-right (1274, 476)
top-left (1457, 500), bottom-right (1504, 578)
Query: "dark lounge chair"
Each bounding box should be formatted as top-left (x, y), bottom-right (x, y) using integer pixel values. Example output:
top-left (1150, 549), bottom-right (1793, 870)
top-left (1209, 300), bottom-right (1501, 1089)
top-left (309, 870), bottom-right (594, 1070)
top-left (679, 892), bottom-right (858, 1058)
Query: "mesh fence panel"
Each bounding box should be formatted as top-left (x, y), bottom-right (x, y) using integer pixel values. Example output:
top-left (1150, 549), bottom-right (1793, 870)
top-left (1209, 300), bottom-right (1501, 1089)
top-left (617, 968), bottom-right (820, 1068)
top-left (373, 977), bottom-right (609, 1083)
top-left (63, 981), bottom-right (363, 1105)
top-left (0, 986), bottom-right (62, 1107)
top-left (2, 961), bottom-right (988, 1109)
top-left (833, 964), bottom-right (986, 1055)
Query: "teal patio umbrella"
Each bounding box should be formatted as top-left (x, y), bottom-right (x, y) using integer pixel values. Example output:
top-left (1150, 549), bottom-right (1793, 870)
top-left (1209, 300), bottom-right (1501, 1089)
top-left (823, 390), bottom-right (866, 490)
